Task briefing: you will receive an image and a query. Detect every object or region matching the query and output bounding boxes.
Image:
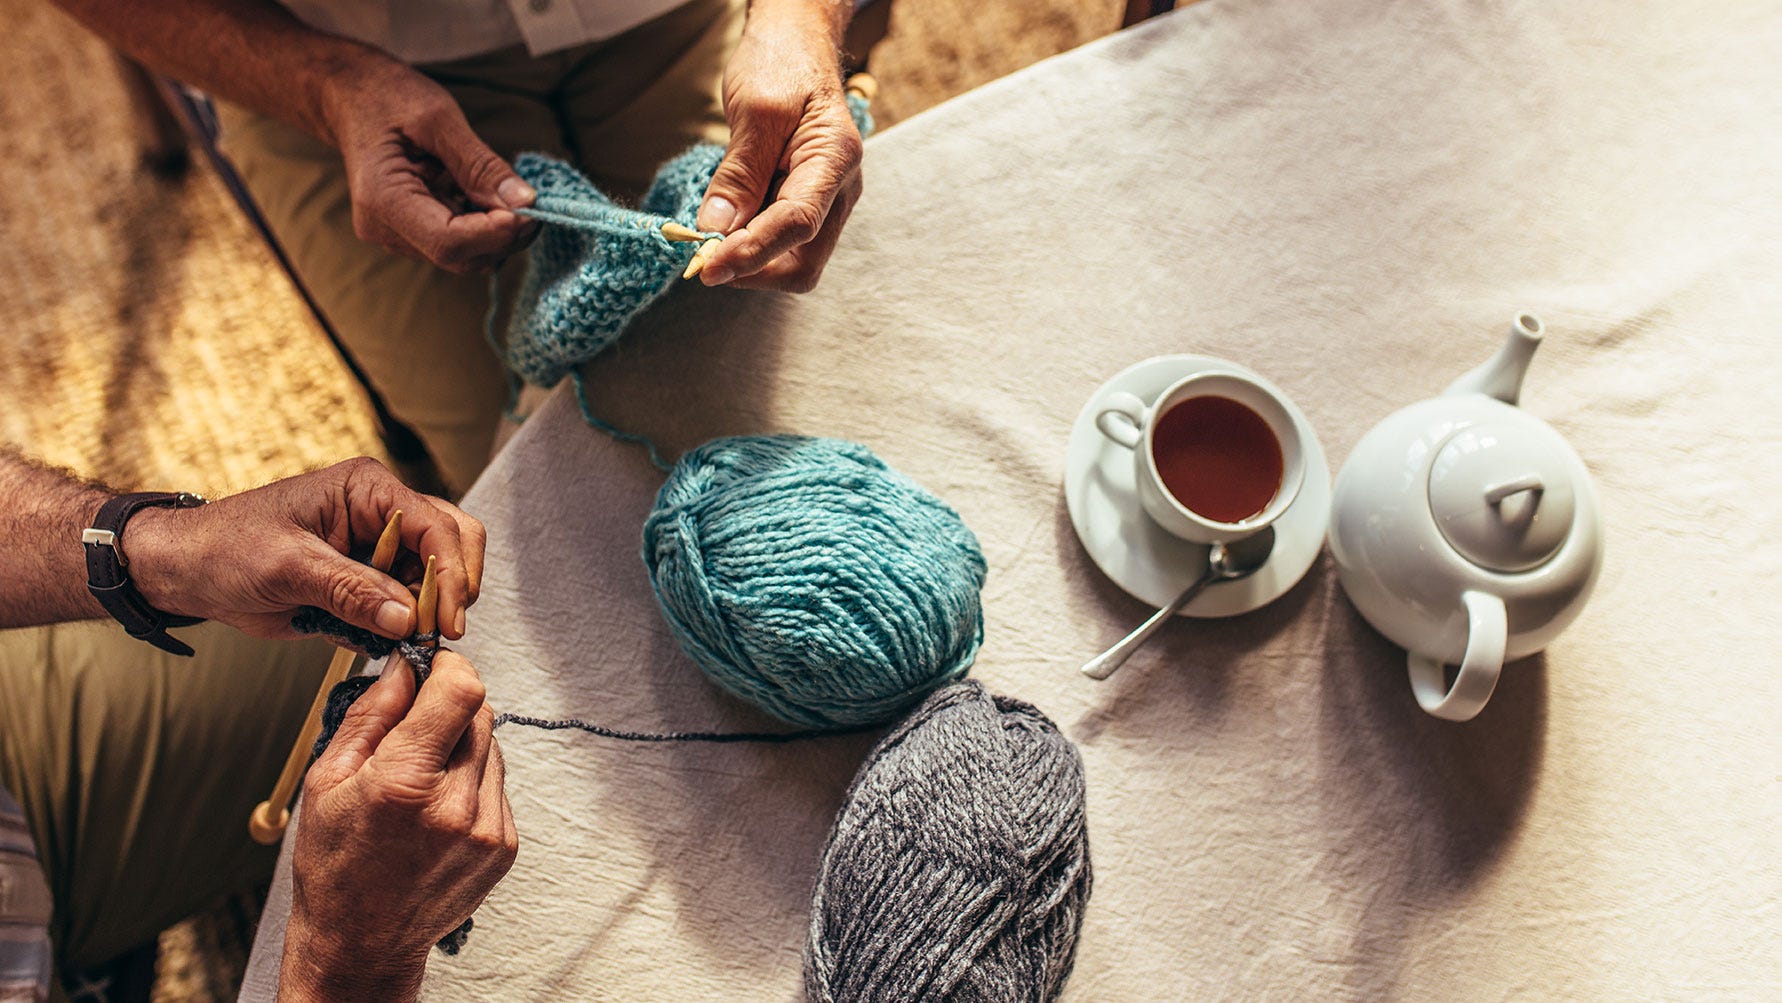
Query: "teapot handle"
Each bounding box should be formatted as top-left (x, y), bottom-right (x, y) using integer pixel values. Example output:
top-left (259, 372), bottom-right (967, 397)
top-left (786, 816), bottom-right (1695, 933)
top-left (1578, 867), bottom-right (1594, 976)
top-left (1407, 590), bottom-right (1506, 722)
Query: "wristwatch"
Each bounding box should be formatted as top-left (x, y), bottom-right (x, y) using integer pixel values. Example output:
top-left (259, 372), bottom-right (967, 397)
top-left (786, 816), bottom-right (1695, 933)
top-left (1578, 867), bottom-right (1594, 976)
top-left (82, 491), bottom-right (209, 656)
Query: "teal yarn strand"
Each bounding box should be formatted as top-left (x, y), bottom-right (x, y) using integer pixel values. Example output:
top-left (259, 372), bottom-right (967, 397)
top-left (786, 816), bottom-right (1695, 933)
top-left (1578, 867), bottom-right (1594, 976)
top-left (643, 436), bottom-right (987, 729)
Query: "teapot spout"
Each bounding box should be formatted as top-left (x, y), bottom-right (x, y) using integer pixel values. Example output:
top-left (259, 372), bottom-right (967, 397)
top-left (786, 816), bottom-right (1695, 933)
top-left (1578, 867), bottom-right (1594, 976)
top-left (1446, 313), bottom-right (1543, 405)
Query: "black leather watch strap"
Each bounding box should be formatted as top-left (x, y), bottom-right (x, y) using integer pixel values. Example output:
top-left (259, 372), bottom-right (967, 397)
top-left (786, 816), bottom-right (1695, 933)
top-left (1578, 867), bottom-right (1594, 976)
top-left (83, 491), bottom-right (208, 657)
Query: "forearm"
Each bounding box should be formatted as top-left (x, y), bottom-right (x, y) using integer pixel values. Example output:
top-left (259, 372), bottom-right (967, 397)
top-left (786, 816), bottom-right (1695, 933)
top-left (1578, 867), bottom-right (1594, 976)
top-left (279, 939), bottom-right (423, 1003)
top-left (0, 449), bottom-right (113, 627)
top-left (280, 911), bottom-right (424, 1002)
top-left (747, 0), bottom-right (852, 48)
top-left (51, 0), bottom-right (394, 145)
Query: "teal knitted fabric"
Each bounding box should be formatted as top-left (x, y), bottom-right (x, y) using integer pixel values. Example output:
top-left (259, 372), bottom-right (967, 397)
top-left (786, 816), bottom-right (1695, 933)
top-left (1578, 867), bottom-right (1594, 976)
top-left (498, 93), bottom-right (874, 390)
top-left (642, 435), bottom-right (986, 729)
top-left (500, 144), bottom-right (723, 387)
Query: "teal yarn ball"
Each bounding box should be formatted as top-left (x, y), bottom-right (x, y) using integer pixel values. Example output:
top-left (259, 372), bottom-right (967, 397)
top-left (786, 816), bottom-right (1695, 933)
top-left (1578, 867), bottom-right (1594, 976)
top-left (642, 436), bottom-right (988, 728)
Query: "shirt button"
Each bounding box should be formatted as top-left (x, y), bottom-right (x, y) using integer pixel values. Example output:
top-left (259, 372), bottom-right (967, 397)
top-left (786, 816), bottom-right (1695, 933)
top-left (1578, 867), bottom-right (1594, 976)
top-left (528, 0), bottom-right (550, 11)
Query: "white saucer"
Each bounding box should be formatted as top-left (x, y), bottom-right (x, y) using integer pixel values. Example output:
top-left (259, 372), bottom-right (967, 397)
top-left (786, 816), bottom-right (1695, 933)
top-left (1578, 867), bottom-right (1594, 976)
top-left (1064, 355), bottom-right (1331, 617)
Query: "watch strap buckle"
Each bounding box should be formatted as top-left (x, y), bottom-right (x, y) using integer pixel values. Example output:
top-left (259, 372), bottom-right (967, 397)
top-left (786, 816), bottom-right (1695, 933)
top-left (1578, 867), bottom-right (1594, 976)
top-left (80, 528), bottom-right (125, 564)
top-left (83, 491), bottom-right (208, 658)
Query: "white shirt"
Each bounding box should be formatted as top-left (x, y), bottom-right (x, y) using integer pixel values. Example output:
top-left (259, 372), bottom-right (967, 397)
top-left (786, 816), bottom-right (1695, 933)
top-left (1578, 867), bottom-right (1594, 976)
top-left (279, 0), bottom-right (692, 65)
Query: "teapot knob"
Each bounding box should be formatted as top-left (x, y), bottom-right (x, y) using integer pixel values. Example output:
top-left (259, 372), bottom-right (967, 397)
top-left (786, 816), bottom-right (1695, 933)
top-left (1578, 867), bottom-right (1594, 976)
top-left (1484, 474), bottom-right (1544, 506)
top-left (1429, 426), bottom-right (1575, 572)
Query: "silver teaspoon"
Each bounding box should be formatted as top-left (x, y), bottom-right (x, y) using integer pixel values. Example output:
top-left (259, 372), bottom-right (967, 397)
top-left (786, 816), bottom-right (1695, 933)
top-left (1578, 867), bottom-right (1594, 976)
top-left (1080, 526), bottom-right (1276, 680)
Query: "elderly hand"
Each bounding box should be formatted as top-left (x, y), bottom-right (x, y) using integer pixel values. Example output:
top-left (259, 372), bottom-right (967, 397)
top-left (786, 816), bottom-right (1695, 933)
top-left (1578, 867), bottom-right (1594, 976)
top-left (282, 650), bottom-right (516, 1003)
top-left (127, 456), bottom-right (485, 642)
top-left (320, 58), bottom-right (538, 275)
top-left (695, 1), bottom-right (863, 292)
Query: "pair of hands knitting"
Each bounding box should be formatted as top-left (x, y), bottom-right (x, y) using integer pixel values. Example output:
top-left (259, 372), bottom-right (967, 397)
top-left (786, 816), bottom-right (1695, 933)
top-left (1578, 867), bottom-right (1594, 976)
top-left (324, 0), bottom-right (862, 292)
top-left (124, 458), bottom-right (514, 1002)
top-left (284, 648), bottom-right (512, 1002)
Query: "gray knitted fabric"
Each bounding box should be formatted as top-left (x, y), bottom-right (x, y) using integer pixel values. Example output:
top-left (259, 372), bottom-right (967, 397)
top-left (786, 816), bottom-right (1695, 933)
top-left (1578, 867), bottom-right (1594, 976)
top-left (805, 680), bottom-right (1092, 1001)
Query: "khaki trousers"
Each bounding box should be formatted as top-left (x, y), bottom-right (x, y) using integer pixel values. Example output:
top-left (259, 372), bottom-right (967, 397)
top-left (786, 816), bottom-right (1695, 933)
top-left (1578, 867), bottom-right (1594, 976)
top-left (218, 0), bottom-right (742, 496)
top-left (0, 621), bottom-right (331, 980)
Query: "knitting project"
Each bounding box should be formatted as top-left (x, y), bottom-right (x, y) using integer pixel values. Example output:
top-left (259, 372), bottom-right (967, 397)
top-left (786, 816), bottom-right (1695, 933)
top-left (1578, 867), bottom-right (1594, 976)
top-left (295, 622), bottom-right (1096, 987)
top-left (303, 632), bottom-right (480, 955)
top-left (643, 435), bottom-right (987, 729)
top-left (294, 609), bottom-right (865, 960)
top-left (805, 680), bottom-right (1093, 1001)
top-left (494, 92), bottom-right (874, 395)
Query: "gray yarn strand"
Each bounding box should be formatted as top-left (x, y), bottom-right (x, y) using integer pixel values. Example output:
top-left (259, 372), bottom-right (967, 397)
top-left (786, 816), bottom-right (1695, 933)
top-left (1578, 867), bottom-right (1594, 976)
top-left (805, 680), bottom-right (1092, 1001)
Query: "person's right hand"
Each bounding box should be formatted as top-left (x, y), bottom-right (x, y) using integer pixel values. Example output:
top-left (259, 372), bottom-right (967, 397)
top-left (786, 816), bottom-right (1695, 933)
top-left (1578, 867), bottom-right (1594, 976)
top-left (281, 650), bottom-right (516, 1003)
top-left (320, 58), bottom-right (538, 275)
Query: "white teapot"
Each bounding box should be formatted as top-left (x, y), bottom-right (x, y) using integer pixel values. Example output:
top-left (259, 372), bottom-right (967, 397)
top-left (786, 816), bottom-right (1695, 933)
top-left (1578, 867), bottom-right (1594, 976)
top-left (1328, 314), bottom-right (1603, 721)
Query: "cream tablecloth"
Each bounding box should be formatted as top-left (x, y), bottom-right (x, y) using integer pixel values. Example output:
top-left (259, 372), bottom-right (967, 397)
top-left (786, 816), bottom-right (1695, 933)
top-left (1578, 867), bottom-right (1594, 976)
top-left (245, 0), bottom-right (1782, 997)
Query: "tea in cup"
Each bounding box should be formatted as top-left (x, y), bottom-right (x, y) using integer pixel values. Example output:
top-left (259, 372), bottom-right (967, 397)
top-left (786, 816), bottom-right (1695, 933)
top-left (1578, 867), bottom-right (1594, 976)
top-left (1095, 371), bottom-right (1305, 543)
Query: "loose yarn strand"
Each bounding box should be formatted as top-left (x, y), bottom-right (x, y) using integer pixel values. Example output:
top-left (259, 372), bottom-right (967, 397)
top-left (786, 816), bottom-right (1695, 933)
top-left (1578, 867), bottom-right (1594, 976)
top-left (490, 712), bottom-right (871, 744)
top-left (571, 373), bottom-right (672, 473)
top-left (480, 257), bottom-right (672, 468)
top-left (517, 199), bottom-right (719, 245)
top-left (293, 610), bottom-right (868, 747)
top-left (485, 272), bottom-right (525, 423)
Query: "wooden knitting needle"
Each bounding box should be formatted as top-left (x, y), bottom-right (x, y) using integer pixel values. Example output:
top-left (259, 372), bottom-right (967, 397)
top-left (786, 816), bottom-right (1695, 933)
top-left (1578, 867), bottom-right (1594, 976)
top-left (416, 555), bottom-right (439, 639)
top-left (682, 238), bottom-right (723, 280)
top-left (660, 221), bottom-right (708, 243)
top-left (249, 511), bottom-right (406, 845)
top-left (845, 72), bottom-right (878, 103)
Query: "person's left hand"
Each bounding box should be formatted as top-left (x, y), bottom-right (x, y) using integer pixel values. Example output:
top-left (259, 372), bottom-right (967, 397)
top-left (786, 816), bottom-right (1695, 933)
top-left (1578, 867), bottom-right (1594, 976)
top-left (694, 3), bottom-right (863, 293)
top-left (126, 457), bottom-right (485, 642)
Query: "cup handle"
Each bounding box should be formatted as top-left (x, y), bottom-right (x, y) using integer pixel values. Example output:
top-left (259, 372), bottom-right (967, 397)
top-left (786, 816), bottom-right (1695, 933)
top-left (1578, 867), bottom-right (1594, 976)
top-left (1406, 590), bottom-right (1506, 722)
top-left (1095, 390), bottom-right (1149, 450)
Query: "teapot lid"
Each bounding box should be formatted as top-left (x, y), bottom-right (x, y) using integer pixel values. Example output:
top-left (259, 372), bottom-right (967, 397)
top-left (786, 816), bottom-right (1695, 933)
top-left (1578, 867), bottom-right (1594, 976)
top-left (1427, 421), bottom-right (1576, 572)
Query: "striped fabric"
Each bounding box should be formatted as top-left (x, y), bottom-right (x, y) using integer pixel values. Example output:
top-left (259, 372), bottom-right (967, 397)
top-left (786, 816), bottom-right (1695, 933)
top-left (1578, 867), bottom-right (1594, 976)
top-left (0, 785), bottom-right (50, 1003)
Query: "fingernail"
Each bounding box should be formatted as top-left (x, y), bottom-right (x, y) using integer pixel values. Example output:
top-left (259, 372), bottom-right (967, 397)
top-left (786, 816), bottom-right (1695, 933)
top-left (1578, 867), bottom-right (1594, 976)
top-left (498, 177), bottom-right (536, 208)
top-left (376, 600), bottom-right (413, 637)
top-left (703, 263), bottom-right (735, 285)
top-left (378, 653), bottom-right (403, 679)
top-left (454, 608), bottom-right (466, 637)
top-left (698, 196), bottom-right (737, 234)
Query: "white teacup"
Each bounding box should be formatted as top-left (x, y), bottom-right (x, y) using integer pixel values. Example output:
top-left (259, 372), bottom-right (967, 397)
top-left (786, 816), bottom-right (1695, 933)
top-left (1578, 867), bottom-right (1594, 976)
top-left (1095, 370), bottom-right (1306, 544)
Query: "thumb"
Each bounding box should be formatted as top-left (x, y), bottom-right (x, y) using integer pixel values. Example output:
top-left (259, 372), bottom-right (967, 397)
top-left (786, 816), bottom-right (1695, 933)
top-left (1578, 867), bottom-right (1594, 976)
top-left (283, 540), bottom-right (416, 639)
top-left (416, 107), bottom-right (535, 211)
top-left (307, 657), bottom-right (418, 792)
top-left (698, 120), bottom-right (787, 234)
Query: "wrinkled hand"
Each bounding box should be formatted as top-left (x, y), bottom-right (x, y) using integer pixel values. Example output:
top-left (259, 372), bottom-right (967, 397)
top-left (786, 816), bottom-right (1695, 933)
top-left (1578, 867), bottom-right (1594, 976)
top-left (128, 456), bottom-right (484, 641)
top-left (283, 651), bottom-right (516, 1003)
top-left (695, 6), bottom-right (863, 292)
top-left (321, 58), bottom-right (538, 274)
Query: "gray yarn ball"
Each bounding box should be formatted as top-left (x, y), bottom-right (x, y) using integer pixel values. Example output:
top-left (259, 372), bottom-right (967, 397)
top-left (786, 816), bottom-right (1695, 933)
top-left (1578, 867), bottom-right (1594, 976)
top-left (805, 680), bottom-right (1092, 1001)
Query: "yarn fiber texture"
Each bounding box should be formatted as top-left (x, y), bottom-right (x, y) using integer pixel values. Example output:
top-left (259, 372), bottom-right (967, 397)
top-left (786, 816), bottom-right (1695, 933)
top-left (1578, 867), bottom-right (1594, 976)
top-left (643, 435), bottom-right (987, 729)
top-left (501, 143), bottom-right (723, 388)
top-left (499, 92), bottom-right (874, 389)
top-left (805, 680), bottom-right (1092, 1002)
top-left (291, 605), bottom-right (406, 659)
